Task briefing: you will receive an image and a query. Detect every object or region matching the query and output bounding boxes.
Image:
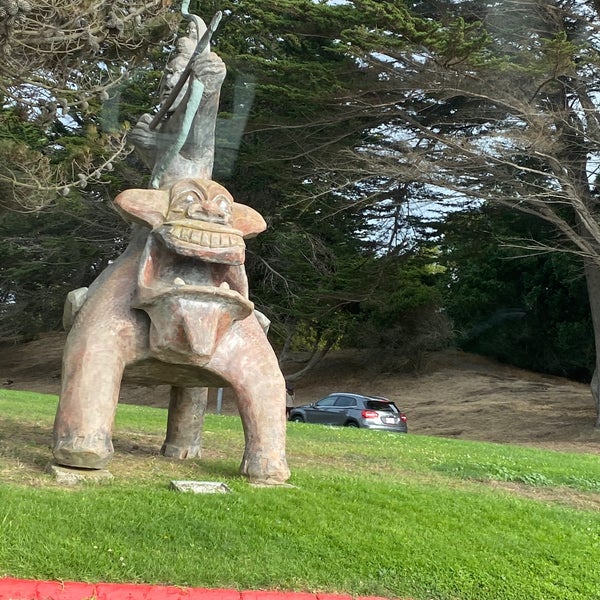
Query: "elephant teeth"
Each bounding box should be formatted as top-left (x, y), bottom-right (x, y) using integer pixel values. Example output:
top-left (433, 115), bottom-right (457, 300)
top-left (219, 282), bottom-right (230, 290)
top-left (173, 277), bottom-right (185, 286)
top-left (167, 223), bottom-right (244, 249)
top-left (202, 230), bottom-right (212, 246)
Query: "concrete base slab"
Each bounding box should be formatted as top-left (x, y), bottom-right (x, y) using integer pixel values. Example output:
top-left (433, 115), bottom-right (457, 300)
top-left (170, 480), bottom-right (232, 494)
top-left (45, 463), bottom-right (114, 485)
top-left (249, 482), bottom-right (297, 489)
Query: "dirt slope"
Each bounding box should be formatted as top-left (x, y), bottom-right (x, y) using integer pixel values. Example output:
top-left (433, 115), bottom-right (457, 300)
top-left (1, 331), bottom-right (599, 454)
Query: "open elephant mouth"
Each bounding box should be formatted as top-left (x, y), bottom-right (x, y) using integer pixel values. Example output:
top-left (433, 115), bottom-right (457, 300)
top-left (132, 231), bottom-right (254, 362)
top-left (134, 233), bottom-right (253, 320)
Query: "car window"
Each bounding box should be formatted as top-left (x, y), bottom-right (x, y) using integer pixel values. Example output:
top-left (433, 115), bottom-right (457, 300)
top-left (316, 396), bottom-right (338, 407)
top-left (334, 396), bottom-right (357, 407)
top-left (365, 400), bottom-right (399, 413)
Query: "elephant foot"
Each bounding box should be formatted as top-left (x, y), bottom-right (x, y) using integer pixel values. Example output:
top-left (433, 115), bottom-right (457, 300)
top-left (161, 442), bottom-right (201, 459)
top-left (53, 433), bottom-right (113, 469)
top-left (240, 452), bottom-right (290, 485)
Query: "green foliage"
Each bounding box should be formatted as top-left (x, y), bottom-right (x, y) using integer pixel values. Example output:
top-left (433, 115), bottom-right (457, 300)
top-left (344, 251), bottom-right (451, 368)
top-left (309, 0), bottom-right (600, 380)
top-left (247, 195), bottom-right (374, 352)
top-left (3, 0), bottom-right (596, 390)
top-left (190, 1), bottom-right (455, 356)
top-left (0, 110), bottom-right (56, 212)
top-left (0, 110), bottom-right (49, 150)
top-left (199, 0), bottom-right (365, 119)
top-left (344, 1), bottom-right (490, 66)
top-left (0, 192), bottom-right (127, 338)
top-left (3, 390), bottom-right (600, 599)
top-left (438, 205), bottom-right (595, 380)
top-left (0, 2), bottom-right (179, 335)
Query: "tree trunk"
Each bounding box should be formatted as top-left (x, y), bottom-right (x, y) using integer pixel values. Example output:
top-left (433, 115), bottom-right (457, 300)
top-left (583, 257), bottom-right (600, 427)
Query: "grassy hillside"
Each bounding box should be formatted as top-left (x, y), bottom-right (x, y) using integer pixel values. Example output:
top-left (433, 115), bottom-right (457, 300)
top-left (1, 389), bottom-right (600, 600)
top-left (2, 334), bottom-right (599, 455)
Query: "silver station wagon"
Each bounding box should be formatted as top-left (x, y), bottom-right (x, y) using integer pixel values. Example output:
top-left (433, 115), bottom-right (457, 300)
top-left (289, 392), bottom-right (408, 433)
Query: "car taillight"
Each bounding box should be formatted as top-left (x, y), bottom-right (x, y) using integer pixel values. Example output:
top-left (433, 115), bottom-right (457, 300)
top-left (361, 409), bottom-right (379, 419)
top-left (400, 413), bottom-right (407, 422)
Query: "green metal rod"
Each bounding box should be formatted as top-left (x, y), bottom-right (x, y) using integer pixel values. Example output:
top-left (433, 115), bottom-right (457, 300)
top-left (149, 10), bottom-right (222, 131)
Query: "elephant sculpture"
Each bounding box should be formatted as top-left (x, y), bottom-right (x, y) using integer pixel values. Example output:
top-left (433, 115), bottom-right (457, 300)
top-left (52, 7), bottom-right (290, 485)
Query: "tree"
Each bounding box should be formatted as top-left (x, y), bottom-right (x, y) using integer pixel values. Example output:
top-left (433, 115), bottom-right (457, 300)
top-left (0, 0), bottom-right (175, 213)
top-left (295, 0), bottom-right (600, 421)
top-left (0, 1), bottom-right (178, 337)
top-left (193, 0), bottom-right (451, 365)
top-left (0, 193), bottom-right (126, 338)
top-left (438, 204), bottom-right (595, 380)
top-left (0, 0), bottom-right (451, 371)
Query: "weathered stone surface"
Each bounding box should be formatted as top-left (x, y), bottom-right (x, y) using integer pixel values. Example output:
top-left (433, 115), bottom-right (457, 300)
top-left (161, 387), bottom-right (207, 459)
top-left (62, 287), bottom-right (88, 330)
top-left (170, 480), bottom-right (232, 494)
top-left (45, 463), bottom-right (113, 485)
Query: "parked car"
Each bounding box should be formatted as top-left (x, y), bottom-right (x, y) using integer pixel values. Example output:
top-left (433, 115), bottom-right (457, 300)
top-left (288, 392), bottom-right (407, 433)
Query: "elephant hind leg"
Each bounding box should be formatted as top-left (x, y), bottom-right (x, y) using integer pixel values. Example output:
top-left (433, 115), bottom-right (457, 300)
top-left (161, 387), bottom-right (207, 459)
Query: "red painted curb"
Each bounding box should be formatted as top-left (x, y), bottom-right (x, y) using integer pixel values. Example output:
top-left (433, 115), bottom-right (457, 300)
top-left (0, 579), bottom-right (390, 600)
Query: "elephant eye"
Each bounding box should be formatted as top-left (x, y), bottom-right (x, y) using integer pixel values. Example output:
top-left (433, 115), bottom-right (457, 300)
top-left (214, 194), bottom-right (232, 217)
top-left (170, 190), bottom-right (203, 216)
top-left (181, 192), bottom-right (200, 204)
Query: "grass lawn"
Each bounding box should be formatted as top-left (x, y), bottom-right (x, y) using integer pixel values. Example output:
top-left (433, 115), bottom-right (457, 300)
top-left (1, 389), bottom-right (600, 600)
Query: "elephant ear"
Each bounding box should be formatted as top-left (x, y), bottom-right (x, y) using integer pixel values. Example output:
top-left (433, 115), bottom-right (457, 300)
top-left (232, 204), bottom-right (267, 239)
top-left (114, 188), bottom-right (169, 228)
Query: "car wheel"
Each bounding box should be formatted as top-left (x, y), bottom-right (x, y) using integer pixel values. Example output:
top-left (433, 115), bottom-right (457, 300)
top-left (345, 421), bottom-right (359, 428)
top-left (290, 415), bottom-right (304, 423)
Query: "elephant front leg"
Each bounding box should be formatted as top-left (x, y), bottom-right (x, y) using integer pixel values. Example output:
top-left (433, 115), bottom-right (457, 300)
top-left (236, 375), bottom-right (290, 485)
top-left (53, 334), bottom-right (126, 470)
top-left (161, 387), bottom-right (207, 459)
top-left (210, 320), bottom-right (290, 485)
